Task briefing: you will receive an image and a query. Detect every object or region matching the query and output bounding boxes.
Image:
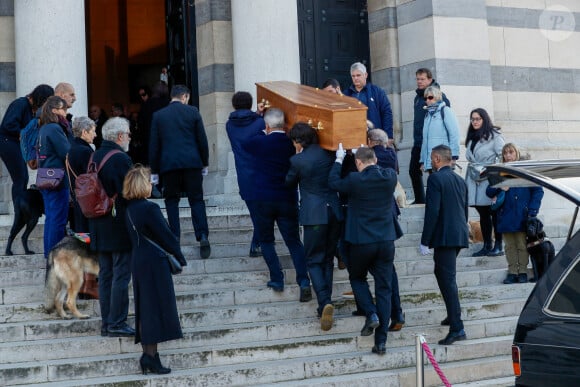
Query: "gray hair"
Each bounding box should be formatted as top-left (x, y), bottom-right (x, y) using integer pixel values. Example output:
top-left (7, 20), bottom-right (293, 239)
top-left (367, 129), bottom-right (388, 146)
top-left (424, 85), bottom-right (442, 101)
top-left (102, 117), bottom-right (130, 141)
top-left (264, 108), bottom-right (285, 129)
top-left (72, 116), bottom-right (95, 138)
top-left (350, 62), bottom-right (367, 74)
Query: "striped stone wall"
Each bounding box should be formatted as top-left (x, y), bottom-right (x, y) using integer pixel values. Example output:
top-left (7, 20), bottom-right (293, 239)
top-left (195, 0), bottom-right (236, 199)
top-left (487, 1), bottom-right (580, 159)
top-left (0, 0), bottom-right (15, 116)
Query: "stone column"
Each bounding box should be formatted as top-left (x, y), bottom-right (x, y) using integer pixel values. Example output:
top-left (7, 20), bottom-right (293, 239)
top-left (14, 0), bottom-right (88, 117)
top-left (231, 0), bottom-right (301, 105)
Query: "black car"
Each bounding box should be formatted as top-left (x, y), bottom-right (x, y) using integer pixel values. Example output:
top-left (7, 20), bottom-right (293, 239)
top-left (485, 160), bottom-right (580, 387)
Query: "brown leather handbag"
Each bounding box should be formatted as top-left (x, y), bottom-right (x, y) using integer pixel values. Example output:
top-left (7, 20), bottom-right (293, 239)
top-left (78, 273), bottom-right (99, 300)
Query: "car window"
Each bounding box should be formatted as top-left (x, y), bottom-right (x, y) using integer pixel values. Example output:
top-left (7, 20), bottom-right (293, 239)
top-left (546, 253), bottom-right (580, 316)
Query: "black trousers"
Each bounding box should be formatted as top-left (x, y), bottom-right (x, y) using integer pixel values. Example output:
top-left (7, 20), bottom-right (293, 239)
top-left (475, 205), bottom-right (502, 246)
top-left (409, 145), bottom-right (425, 204)
top-left (163, 168), bottom-right (208, 241)
top-left (433, 246), bottom-right (464, 332)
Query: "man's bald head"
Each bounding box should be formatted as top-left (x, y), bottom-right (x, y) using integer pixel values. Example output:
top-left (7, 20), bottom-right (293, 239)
top-left (55, 82), bottom-right (76, 109)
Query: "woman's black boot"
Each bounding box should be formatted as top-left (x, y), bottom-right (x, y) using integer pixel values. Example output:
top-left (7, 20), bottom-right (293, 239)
top-left (140, 353), bottom-right (171, 375)
top-left (488, 240), bottom-right (504, 256)
top-left (473, 242), bottom-right (492, 257)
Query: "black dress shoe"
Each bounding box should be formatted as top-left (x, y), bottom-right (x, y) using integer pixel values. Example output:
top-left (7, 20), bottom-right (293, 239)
top-left (361, 313), bottom-right (380, 336)
top-left (352, 310), bottom-right (365, 317)
top-left (199, 234), bottom-right (211, 259)
top-left (299, 286), bottom-right (313, 302)
top-left (441, 317), bottom-right (450, 326)
top-left (372, 343), bottom-right (386, 355)
top-left (438, 329), bottom-right (466, 345)
top-left (107, 325), bottom-right (136, 337)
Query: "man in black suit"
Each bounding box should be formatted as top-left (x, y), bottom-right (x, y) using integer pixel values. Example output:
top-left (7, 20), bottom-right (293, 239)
top-left (286, 123), bottom-right (342, 331)
top-left (420, 144), bottom-right (469, 345)
top-left (328, 146), bottom-right (398, 355)
top-left (149, 85), bottom-right (211, 259)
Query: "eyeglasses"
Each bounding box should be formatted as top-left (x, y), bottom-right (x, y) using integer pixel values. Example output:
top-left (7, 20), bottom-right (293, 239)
top-left (139, 93), bottom-right (146, 97)
top-left (470, 117), bottom-right (482, 122)
top-left (425, 96), bottom-right (435, 100)
top-left (120, 132), bottom-right (131, 137)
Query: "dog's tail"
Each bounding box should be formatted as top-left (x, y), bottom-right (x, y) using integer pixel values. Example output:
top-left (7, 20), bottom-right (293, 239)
top-left (44, 251), bottom-right (58, 313)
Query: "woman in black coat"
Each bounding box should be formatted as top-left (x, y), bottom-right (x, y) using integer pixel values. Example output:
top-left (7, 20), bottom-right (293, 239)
top-left (67, 116), bottom-right (96, 232)
top-left (123, 166), bottom-right (187, 375)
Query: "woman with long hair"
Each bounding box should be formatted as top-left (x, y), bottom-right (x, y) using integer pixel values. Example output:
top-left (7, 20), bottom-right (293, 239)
top-left (37, 95), bottom-right (72, 258)
top-left (465, 108), bottom-right (505, 256)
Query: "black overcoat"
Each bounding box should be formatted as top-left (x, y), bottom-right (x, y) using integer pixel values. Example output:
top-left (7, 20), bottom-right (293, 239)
top-left (88, 140), bottom-right (132, 252)
top-left (126, 199), bottom-right (186, 345)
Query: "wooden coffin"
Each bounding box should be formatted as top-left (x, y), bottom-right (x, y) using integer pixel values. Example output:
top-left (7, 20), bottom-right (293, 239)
top-left (256, 81), bottom-right (367, 150)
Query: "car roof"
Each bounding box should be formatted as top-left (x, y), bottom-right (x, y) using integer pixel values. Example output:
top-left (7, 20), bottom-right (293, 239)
top-left (484, 159), bottom-right (580, 206)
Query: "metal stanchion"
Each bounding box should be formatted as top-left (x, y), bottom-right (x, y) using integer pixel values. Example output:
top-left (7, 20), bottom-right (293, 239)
top-left (416, 334), bottom-right (424, 387)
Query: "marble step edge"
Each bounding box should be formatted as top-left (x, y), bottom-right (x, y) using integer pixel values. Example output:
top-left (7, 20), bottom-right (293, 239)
top-left (0, 336), bottom-right (514, 386)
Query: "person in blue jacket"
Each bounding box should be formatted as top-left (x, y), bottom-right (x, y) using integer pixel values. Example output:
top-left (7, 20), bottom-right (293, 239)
top-left (0, 84), bottom-right (53, 204)
top-left (486, 143), bottom-right (544, 284)
top-left (419, 86), bottom-right (460, 172)
top-left (226, 91), bottom-right (265, 257)
top-left (343, 62), bottom-right (393, 141)
top-left (37, 96), bottom-right (72, 258)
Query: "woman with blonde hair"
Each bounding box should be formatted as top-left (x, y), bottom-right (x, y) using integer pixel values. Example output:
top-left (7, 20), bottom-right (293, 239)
top-left (123, 165), bottom-right (187, 374)
top-left (486, 143), bottom-right (544, 284)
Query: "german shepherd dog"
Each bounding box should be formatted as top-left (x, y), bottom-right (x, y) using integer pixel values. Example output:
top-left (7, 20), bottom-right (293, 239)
top-left (45, 236), bottom-right (99, 319)
top-left (5, 188), bottom-right (44, 255)
top-left (526, 217), bottom-right (555, 282)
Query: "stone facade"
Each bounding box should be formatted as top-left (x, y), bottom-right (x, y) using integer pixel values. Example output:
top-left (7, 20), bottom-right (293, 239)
top-left (0, 0), bottom-right (579, 212)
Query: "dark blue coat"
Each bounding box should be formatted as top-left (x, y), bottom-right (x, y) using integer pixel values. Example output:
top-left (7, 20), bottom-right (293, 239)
top-left (344, 83), bottom-right (393, 138)
top-left (38, 122), bottom-right (71, 170)
top-left (226, 109), bottom-right (265, 201)
top-left (149, 101), bottom-right (209, 174)
top-left (126, 199), bottom-right (185, 345)
top-left (421, 165), bottom-right (469, 248)
top-left (242, 131), bottom-right (298, 203)
top-left (68, 137), bottom-right (94, 232)
top-left (328, 162), bottom-right (397, 244)
top-left (413, 80), bottom-right (450, 147)
top-left (0, 97), bottom-right (32, 140)
top-left (486, 186), bottom-right (544, 233)
top-left (285, 144), bottom-right (342, 225)
top-left (88, 141), bottom-right (133, 252)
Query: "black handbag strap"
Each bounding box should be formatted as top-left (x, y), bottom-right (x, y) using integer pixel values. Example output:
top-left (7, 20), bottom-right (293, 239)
top-left (126, 210), bottom-right (170, 255)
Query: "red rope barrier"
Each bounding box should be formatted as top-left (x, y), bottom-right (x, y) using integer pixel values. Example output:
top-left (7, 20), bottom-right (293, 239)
top-left (420, 336), bottom-right (452, 387)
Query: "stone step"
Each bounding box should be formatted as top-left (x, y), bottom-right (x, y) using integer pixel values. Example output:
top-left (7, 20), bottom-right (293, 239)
top-left (2, 336), bottom-right (513, 386)
top-left (454, 376), bottom-right (515, 387)
top-left (259, 356), bottom-right (513, 387)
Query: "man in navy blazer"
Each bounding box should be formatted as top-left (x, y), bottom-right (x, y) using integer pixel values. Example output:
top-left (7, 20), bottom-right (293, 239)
top-left (328, 146), bottom-right (397, 355)
top-left (286, 123), bottom-right (342, 331)
top-left (420, 144), bottom-right (469, 345)
top-left (149, 85), bottom-right (211, 259)
top-left (242, 108), bottom-right (311, 301)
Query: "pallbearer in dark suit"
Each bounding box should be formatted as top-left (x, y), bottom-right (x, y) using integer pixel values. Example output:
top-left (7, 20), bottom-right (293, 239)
top-left (328, 146), bottom-right (398, 355)
top-left (286, 123), bottom-right (342, 331)
top-left (242, 108), bottom-right (311, 301)
top-left (420, 144), bottom-right (469, 345)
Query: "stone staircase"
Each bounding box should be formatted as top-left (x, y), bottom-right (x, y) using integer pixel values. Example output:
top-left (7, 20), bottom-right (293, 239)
top-left (0, 204), bottom-right (565, 386)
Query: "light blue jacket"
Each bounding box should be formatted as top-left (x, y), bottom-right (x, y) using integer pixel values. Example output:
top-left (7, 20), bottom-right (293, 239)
top-left (420, 102), bottom-right (460, 170)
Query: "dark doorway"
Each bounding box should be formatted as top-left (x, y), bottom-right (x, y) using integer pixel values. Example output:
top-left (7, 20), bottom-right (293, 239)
top-left (165, 0), bottom-right (199, 107)
top-left (297, 0), bottom-right (370, 90)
